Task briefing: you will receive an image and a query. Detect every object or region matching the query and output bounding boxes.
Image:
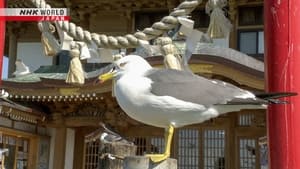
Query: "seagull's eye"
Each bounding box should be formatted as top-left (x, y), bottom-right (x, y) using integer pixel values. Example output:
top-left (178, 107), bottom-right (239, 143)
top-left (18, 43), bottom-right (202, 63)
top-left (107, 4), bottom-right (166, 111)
top-left (110, 66), bottom-right (117, 72)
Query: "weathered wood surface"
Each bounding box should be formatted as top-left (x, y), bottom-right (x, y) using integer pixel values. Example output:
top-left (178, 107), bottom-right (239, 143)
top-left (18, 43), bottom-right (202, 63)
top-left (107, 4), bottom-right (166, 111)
top-left (98, 142), bottom-right (137, 169)
top-left (123, 156), bottom-right (177, 169)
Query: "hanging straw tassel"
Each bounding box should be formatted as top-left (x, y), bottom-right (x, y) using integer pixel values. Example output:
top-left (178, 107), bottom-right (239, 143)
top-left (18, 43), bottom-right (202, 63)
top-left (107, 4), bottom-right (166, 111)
top-left (155, 37), bottom-right (184, 70)
top-left (66, 42), bottom-right (85, 85)
top-left (38, 22), bottom-right (60, 56)
top-left (206, 0), bottom-right (232, 39)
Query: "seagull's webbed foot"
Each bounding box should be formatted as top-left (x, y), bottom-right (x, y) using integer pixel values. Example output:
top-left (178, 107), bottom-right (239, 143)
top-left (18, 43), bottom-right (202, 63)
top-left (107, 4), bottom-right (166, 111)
top-left (146, 125), bottom-right (174, 163)
top-left (146, 154), bottom-right (170, 163)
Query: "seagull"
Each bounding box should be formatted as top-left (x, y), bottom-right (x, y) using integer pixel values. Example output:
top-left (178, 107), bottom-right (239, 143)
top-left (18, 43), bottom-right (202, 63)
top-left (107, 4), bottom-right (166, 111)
top-left (0, 148), bottom-right (8, 155)
top-left (97, 55), bottom-right (296, 162)
top-left (84, 122), bottom-right (132, 145)
top-left (13, 59), bottom-right (31, 77)
top-left (0, 148), bottom-right (8, 160)
top-left (99, 122), bottom-right (133, 145)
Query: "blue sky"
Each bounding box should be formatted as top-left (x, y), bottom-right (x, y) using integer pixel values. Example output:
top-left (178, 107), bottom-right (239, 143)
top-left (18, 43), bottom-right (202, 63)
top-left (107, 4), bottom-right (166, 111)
top-left (2, 56), bottom-right (8, 79)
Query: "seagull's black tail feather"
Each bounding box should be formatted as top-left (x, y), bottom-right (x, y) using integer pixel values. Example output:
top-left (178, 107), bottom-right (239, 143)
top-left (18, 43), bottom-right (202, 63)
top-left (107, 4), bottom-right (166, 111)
top-left (255, 92), bottom-right (297, 104)
top-left (255, 92), bottom-right (297, 99)
top-left (225, 92), bottom-right (297, 105)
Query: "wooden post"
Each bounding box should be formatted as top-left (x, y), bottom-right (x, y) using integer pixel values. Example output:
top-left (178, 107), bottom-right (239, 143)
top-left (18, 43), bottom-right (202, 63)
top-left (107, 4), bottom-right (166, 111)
top-left (98, 142), bottom-right (137, 169)
top-left (52, 128), bottom-right (67, 169)
top-left (123, 156), bottom-right (177, 169)
top-left (1, 156), bottom-right (5, 169)
top-left (73, 128), bottom-right (85, 169)
top-left (7, 28), bottom-right (17, 78)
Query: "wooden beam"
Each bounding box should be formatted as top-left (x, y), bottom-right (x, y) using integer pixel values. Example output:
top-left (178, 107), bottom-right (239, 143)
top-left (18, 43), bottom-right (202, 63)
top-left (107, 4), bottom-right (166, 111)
top-left (65, 117), bottom-right (102, 127)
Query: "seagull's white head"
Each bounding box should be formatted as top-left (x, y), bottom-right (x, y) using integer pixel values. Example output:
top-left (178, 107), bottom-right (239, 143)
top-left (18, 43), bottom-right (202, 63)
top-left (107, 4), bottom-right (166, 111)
top-left (98, 55), bottom-right (152, 83)
top-left (114, 55), bottom-right (152, 74)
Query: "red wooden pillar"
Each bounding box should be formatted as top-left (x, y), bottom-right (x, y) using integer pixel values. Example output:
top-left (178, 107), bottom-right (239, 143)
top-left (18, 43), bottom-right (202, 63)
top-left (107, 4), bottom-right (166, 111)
top-left (0, 0), bottom-right (5, 82)
top-left (265, 0), bottom-right (300, 168)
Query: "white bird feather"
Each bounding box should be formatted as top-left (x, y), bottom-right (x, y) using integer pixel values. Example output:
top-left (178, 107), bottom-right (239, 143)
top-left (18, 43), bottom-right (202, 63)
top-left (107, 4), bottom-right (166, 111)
top-left (0, 148), bottom-right (8, 155)
top-left (13, 59), bottom-right (31, 76)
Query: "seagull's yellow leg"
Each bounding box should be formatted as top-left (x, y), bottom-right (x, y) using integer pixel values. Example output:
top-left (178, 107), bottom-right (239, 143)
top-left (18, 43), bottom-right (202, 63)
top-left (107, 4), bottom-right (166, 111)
top-left (146, 125), bottom-right (174, 162)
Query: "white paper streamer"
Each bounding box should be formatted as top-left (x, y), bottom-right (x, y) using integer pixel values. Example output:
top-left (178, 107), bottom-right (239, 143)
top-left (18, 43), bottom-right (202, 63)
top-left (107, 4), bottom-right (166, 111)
top-left (178, 17), bottom-right (194, 36)
top-left (76, 42), bottom-right (91, 60)
top-left (206, 0), bottom-right (232, 38)
top-left (185, 29), bottom-right (204, 60)
top-left (98, 48), bottom-right (113, 63)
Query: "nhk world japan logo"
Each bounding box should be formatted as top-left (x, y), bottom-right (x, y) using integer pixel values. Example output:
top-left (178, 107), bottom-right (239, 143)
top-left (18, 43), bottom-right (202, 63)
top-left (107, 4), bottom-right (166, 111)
top-left (0, 8), bottom-right (70, 21)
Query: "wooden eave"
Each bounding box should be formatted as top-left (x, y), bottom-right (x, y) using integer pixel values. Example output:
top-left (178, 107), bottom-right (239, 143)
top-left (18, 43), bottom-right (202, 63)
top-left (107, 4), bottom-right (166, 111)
top-left (3, 81), bottom-right (112, 103)
top-left (2, 76), bottom-right (99, 89)
top-left (0, 99), bottom-right (46, 124)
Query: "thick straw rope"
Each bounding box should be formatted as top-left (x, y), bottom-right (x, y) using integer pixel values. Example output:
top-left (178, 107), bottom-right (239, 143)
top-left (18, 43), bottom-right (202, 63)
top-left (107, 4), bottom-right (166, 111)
top-left (30, 0), bottom-right (202, 49)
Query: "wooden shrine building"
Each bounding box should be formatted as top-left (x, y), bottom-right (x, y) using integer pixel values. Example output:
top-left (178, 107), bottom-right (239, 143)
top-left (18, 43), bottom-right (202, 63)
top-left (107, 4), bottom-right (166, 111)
top-left (0, 0), bottom-right (267, 168)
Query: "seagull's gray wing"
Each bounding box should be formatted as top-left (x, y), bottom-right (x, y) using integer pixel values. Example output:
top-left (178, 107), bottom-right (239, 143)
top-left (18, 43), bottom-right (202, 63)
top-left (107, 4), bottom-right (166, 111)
top-left (99, 122), bottom-right (133, 144)
top-left (101, 132), bottom-right (122, 143)
top-left (145, 69), bottom-right (258, 106)
top-left (99, 122), bottom-right (122, 138)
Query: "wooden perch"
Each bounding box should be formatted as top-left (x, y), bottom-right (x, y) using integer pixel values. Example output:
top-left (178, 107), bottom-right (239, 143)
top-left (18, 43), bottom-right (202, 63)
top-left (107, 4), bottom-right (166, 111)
top-left (123, 156), bottom-right (177, 169)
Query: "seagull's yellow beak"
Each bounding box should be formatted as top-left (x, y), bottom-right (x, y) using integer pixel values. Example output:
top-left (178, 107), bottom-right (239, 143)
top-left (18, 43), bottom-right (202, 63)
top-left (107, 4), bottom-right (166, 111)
top-left (98, 72), bottom-right (115, 83)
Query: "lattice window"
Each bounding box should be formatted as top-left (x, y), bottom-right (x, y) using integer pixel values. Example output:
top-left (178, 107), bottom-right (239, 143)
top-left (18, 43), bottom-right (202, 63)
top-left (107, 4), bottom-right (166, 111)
top-left (203, 129), bottom-right (226, 169)
top-left (238, 30), bottom-right (264, 60)
top-left (84, 141), bottom-right (100, 169)
top-left (0, 133), bottom-right (29, 169)
top-left (134, 137), bottom-right (164, 155)
top-left (134, 137), bottom-right (147, 155)
top-left (239, 113), bottom-right (255, 126)
top-left (150, 137), bottom-right (165, 154)
top-left (238, 6), bottom-right (264, 26)
top-left (177, 128), bottom-right (200, 169)
top-left (239, 139), bottom-right (256, 169)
